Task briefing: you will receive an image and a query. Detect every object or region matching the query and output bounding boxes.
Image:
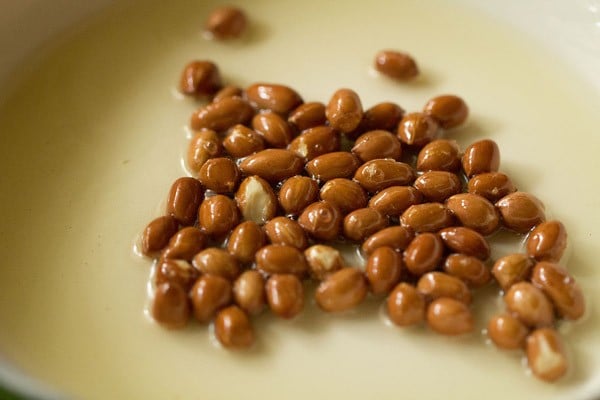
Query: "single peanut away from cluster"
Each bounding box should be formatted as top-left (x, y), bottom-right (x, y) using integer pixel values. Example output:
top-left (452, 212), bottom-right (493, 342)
top-left (139, 5), bottom-right (584, 384)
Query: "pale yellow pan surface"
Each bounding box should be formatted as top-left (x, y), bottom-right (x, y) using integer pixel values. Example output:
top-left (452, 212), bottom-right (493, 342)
top-left (0, 0), bottom-right (599, 399)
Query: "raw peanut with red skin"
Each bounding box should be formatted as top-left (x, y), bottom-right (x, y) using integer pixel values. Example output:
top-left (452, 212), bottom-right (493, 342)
top-left (351, 130), bottom-right (402, 162)
top-left (496, 192), bottom-right (546, 233)
top-left (239, 149), bottom-right (304, 183)
top-left (366, 247), bottom-right (403, 295)
top-left (235, 175), bottom-right (277, 225)
top-left (213, 85), bottom-right (242, 103)
top-left (423, 95), bottom-right (469, 129)
top-left (417, 272), bottom-right (472, 304)
top-left (190, 274), bottom-right (232, 323)
top-left (315, 267), bottom-right (368, 312)
top-left (467, 172), bottom-right (516, 202)
top-left (403, 233), bottom-right (444, 276)
top-left (214, 306), bottom-right (255, 350)
top-left (192, 248), bottom-right (241, 280)
top-left (252, 111), bottom-right (294, 148)
top-left (162, 227), bottom-right (206, 262)
top-left (443, 254), bottom-right (490, 288)
top-left (362, 226), bottom-right (414, 255)
top-left (288, 102), bottom-right (327, 131)
top-left (197, 194), bottom-right (239, 236)
top-left (504, 282), bottom-right (554, 328)
top-left (343, 207), bottom-right (389, 242)
top-left (198, 157), bottom-right (240, 193)
top-left (326, 88), bottom-right (363, 133)
top-left (368, 186), bottom-right (422, 217)
top-left (155, 259), bottom-right (198, 292)
top-left (374, 50), bottom-right (419, 80)
top-left (446, 193), bottom-right (500, 235)
top-left (526, 221), bottom-right (567, 262)
top-left (265, 274), bottom-right (304, 319)
top-left (233, 270), bottom-right (266, 316)
top-left (461, 139), bottom-right (500, 177)
top-left (166, 177), bottom-right (203, 226)
top-left (354, 159), bottom-right (415, 193)
top-left (492, 253), bottom-right (535, 291)
top-left (387, 283), bottom-right (425, 326)
top-left (400, 202), bottom-right (454, 233)
top-left (190, 96), bottom-right (254, 132)
top-left (438, 226), bottom-right (490, 261)
top-left (222, 124), bottom-right (265, 158)
top-left (305, 151), bottom-right (361, 181)
top-left (304, 245), bottom-right (346, 280)
top-left (427, 297), bottom-right (474, 335)
top-left (187, 130), bottom-right (222, 174)
top-left (531, 261), bottom-right (585, 320)
top-left (255, 244), bottom-right (309, 276)
top-left (355, 102), bottom-right (405, 136)
top-left (245, 83), bottom-right (303, 115)
top-left (278, 175), bottom-right (319, 215)
top-left (151, 282), bottom-right (191, 329)
top-left (413, 171), bottom-right (462, 202)
top-left (487, 313), bottom-right (529, 350)
top-left (288, 126), bottom-right (340, 161)
top-left (298, 201), bottom-right (342, 241)
top-left (141, 215), bottom-right (179, 255)
top-left (264, 216), bottom-right (308, 249)
top-left (396, 112), bottom-right (439, 147)
top-left (227, 221), bottom-right (266, 265)
top-left (179, 60), bottom-right (221, 97)
top-left (320, 178), bottom-right (367, 214)
top-left (416, 139), bottom-right (461, 172)
top-left (526, 328), bottom-right (568, 382)
top-left (205, 6), bottom-right (247, 40)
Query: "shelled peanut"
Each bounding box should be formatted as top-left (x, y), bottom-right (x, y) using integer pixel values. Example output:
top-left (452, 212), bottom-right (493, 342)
top-left (486, 224), bottom-right (584, 382)
top-left (137, 59), bottom-right (584, 383)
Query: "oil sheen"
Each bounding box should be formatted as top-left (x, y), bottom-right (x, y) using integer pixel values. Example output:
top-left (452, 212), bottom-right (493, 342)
top-left (0, 0), bottom-right (599, 399)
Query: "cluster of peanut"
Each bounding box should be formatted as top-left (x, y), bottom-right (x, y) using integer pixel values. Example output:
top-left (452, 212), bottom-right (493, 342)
top-left (140, 55), bottom-right (584, 382)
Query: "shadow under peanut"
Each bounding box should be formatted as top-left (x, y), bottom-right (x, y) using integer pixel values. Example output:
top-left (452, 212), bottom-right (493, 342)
top-left (211, 20), bottom-right (271, 48)
top-left (442, 114), bottom-right (505, 145)
top-left (552, 303), bottom-right (599, 388)
top-left (402, 67), bottom-right (443, 89)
